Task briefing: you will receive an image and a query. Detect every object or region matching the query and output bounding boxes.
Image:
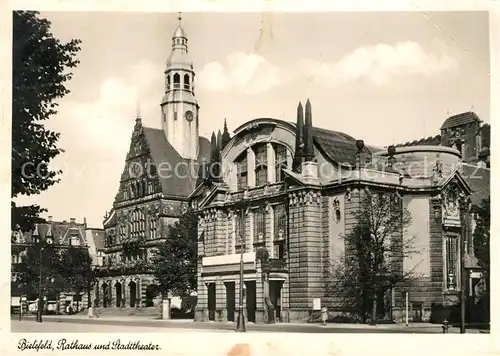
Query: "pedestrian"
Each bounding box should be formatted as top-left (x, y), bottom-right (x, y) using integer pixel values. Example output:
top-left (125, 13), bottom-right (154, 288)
top-left (321, 306), bottom-right (328, 326)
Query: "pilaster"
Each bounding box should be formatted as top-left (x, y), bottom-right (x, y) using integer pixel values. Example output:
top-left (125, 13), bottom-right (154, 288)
top-left (247, 147), bottom-right (256, 187)
top-left (267, 142), bottom-right (276, 184)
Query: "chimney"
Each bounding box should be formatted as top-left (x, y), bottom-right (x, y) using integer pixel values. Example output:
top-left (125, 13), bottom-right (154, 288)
top-left (355, 140), bottom-right (366, 168)
top-left (292, 102), bottom-right (305, 173)
top-left (70, 217), bottom-right (76, 227)
top-left (48, 216), bottom-right (53, 222)
top-left (84, 217), bottom-right (87, 229)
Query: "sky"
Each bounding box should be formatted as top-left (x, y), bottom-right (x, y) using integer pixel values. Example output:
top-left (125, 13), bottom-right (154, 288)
top-left (15, 11), bottom-right (490, 228)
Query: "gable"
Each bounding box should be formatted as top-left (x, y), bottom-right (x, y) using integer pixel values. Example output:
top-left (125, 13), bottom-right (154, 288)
top-left (112, 122), bottom-right (212, 205)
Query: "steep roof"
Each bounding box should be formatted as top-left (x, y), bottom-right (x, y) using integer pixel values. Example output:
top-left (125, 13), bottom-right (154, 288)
top-left (312, 126), bottom-right (372, 166)
top-left (395, 134), bottom-right (441, 148)
top-left (283, 121), bottom-right (373, 166)
top-left (22, 221), bottom-right (86, 245)
top-left (142, 126), bottom-right (211, 197)
top-left (86, 228), bottom-right (106, 251)
top-left (441, 111), bottom-right (480, 130)
top-left (462, 164), bottom-right (490, 208)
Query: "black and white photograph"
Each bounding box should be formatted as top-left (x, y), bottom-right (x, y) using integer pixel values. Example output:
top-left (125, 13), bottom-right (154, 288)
top-left (6, 2), bottom-right (494, 349)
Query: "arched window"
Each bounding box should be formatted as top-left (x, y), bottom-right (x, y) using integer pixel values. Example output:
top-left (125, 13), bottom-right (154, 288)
top-left (273, 143), bottom-right (288, 182)
top-left (236, 152), bottom-right (248, 190)
top-left (254, 143), bottom-right (268, 186)
top-left (184, 74), bottom-right (190, 90)
top-left (167, 75), bottom-right (171, 90)
top-left (173, 73), bottom-right (180, 89)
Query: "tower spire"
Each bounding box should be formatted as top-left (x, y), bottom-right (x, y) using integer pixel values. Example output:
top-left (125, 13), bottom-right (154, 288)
top-left (292, 101), bottom-right (305, 173)
top-left (135, 102), bottom-right (142, 125)
top-left (303, 99), bottom-right (314, 162)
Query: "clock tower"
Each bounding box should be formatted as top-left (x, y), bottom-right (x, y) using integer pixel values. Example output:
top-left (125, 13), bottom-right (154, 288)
top-left (161, 13), bottom-right (199, 160)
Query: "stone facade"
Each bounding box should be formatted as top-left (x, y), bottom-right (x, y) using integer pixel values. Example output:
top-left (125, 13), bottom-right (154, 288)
top-left (193, 101), bottom-right (486, 323)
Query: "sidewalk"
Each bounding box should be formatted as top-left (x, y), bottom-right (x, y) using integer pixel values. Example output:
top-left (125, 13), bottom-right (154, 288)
top-left (16, 314), bottom-right (487, 333)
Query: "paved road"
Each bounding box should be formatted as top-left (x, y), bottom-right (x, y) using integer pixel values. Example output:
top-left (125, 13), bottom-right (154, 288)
top-left (11, 316), bottom-right (448, 333)
top-left (11, 319), bottom-right (228, 333)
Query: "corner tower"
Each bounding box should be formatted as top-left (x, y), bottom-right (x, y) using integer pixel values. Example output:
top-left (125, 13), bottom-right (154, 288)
top-left (161, 13), bottom-right (199, 160)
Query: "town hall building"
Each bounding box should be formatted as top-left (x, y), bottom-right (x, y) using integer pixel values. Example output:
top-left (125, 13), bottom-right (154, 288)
top-left (94, 15), bottom-right (489, 324)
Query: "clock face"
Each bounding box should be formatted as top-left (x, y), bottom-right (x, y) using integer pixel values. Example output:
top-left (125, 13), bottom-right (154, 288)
top-left (185, 110), bottom-right (194, 122)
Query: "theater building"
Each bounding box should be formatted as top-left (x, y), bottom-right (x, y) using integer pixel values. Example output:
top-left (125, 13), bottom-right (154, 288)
top-left (192, 99), bottom-right (489, 323)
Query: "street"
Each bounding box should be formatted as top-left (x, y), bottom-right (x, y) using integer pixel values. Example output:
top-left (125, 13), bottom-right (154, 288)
top-left (10, 315), bottom-right (478, 334)
top-left (11, 319), bottom-right (228, 333)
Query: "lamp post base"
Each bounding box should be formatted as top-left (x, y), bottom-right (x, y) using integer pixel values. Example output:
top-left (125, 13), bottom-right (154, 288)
top-left (236, 310), bottom-right (246, 332)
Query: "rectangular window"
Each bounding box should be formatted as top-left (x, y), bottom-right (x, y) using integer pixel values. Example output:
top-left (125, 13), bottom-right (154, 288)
top-left (273, 203), bottom-right (287, 241)
top-left (273, 203), bottom-right (287, 259)
top-left (236, 154), bottom-right (248, 190)
top-left (274, 240), bottom-right (285, 259)
top-left (235, 211), bottom-right (246, 252)
top-left (254, 207), bottom-right (265, 244)
top-left (446, 235), bottom-right (458, 289)
top-left (149, 216), bottom-right (157, 240)
top-left (273, 144), bottom-right (288, 182)
top-left (254, 144), bottom-right (268, 186)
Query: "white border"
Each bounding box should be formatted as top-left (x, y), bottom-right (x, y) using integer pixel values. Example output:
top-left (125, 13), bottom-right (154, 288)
top-left (1, 1), bottom-right (498, 355)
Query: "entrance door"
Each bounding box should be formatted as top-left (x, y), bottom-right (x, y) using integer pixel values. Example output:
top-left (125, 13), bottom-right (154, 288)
top-left (412, 303), bottom-right (423, 322)
top-left (245, 281), bottom-right (256, 323)
top-left (145, 284), bottom-right (158, 307)
top-left (115, 282), bottom-right (122, 307)
top-left (270, 281), bottom-right (283, 322)
top-left (207, 283), bottom-right (216, 321)
top-left (225, 282), bottom-right (235, 322)
top-left (129, 281), bottom-right (137, 307)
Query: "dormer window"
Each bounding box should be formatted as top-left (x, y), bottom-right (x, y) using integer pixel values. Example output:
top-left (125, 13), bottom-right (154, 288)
top-left (70, 235), bottom-right (80, 246)
top-left (254, 143), bottom-right (268, 186)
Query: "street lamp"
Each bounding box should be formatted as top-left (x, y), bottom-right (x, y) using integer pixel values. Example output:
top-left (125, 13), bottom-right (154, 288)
top-left (236, 202), bottom-right (247, 332)
top-left (33, 224), bottom-right (54, 323)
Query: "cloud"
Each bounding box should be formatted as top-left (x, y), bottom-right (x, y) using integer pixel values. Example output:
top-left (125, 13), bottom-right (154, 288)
top-left (197, 41), bottom-right (458, 93)
top-left (197, 52), bottom-right (282, 94)
top-left (304, 41), bottom-right (459, 86)
top-left (64, 60), bottom-right (163, 152)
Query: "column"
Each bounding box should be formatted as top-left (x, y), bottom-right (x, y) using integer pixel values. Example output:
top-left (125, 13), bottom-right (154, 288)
top-left (111, 279), bottom-right (116, 307)
top-left (136, 278), bottom-right (141, 308)
top-left (267, 204), bottom-right (274, 258)
top-left (267, 142), bottom-right (276, 184)
top-left (216, 278), bottom-right (227, 322)
top-left (247, 147), bottom-right (256, 187)
top-left (256, 261), bottom-right (265, 323)
top-left (248, 211), bottom-right (254, 250)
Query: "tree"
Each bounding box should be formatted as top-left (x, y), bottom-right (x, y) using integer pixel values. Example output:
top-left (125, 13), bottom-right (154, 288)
top-left (151, 209), bottom-right (198, 299)
top-left (14, 246), bottom-right (66, 301)
top-left (327, 190), bottom-right (415, 323)
top-left (58, 247), bottom-right (95, 310)
top-left (473, 197), bottom-right (490, 321)
top-left (12, 11), bottom-right (81, 230)
top-left (473, 198), bottom-right (490, 281)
